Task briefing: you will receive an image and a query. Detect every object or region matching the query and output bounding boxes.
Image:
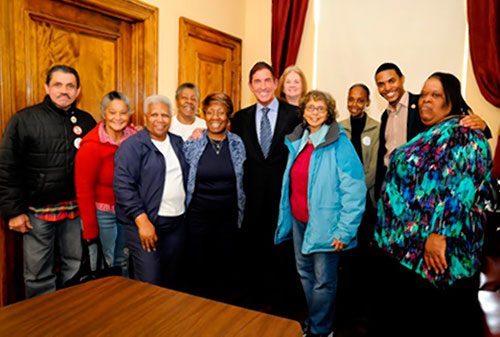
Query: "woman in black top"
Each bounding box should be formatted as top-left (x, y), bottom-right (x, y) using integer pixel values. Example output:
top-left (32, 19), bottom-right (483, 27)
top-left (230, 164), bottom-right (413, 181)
top-left (183, 93), bottom-right (246, 302)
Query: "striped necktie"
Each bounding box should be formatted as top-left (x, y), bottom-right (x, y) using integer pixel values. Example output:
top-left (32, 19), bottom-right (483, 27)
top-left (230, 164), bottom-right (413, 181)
top-left (260, 107), bottom-right (272, 158)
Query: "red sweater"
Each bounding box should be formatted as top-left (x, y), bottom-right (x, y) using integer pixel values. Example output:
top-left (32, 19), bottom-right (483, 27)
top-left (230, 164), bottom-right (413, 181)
top-left (290, 143), bottom-right (314, 223)
top-left (75, 122), bottom-right (136, 240)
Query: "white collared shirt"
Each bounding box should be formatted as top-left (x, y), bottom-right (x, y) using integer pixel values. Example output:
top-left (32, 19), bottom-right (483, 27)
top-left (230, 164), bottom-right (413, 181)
top-left (151, 135), bottom-right (186, 216)
top-left (255, 97), bottom-right (279, 142)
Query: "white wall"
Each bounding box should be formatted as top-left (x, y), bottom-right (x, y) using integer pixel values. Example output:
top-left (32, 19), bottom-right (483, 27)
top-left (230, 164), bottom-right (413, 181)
top-left (314, 0), bottom-right (466, 122)
top-left (296, 0), bottom-right (498, 151)
top-left (241, 0), bottom-right (272, 106)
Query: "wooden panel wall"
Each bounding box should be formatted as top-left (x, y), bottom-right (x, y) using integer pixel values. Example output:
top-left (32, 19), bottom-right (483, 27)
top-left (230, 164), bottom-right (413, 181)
top-left (0, 0), bottom-right (158, 306)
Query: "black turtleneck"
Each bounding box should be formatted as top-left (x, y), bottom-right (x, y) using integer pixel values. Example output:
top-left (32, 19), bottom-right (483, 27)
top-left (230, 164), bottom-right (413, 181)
top-left (350, 113), bottom-right (366, 164)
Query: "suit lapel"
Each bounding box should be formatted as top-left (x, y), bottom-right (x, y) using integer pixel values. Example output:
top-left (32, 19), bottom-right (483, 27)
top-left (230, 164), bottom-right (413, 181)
top-left (406, 93), bottom-right (421, 141)
top-left (268, 101), bottom-right (287, 158)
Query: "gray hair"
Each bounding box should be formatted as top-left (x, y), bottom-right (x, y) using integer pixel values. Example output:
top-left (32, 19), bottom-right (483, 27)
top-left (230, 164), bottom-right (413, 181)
top-left (100, 91), bottom-right (133, 116)
top-left (143, 95), bottom-right (173, 115)
top-left (175, 83), bottom-right (200, 102)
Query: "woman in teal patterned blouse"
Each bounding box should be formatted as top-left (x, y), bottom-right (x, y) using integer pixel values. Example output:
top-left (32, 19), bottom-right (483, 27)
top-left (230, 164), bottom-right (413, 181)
top-left (374, 72), bottom-right (491, 337)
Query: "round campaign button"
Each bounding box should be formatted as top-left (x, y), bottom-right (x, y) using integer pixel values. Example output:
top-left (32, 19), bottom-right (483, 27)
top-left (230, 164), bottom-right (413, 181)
top-left (362, 136), bottom-right (371, 146)
top-left (73, 125), bottom-right (83, 136)
top-left (70, 116), bottom-right (77, 124)
top-left (73, 137), bottom-right (82, 149)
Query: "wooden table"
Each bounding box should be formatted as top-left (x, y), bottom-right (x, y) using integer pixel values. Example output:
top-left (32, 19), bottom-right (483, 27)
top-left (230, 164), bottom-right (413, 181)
top-left (0, 276), bottom-right (302, 336)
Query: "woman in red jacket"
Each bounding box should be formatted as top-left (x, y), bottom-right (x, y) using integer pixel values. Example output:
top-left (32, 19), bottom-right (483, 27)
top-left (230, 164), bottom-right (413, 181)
top-left (75, 91), bottom-right (137, 275)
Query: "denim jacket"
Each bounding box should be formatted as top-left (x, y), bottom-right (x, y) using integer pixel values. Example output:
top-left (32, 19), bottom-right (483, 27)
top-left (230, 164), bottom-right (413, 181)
top-left (184, 131), bottom-right (246, 227)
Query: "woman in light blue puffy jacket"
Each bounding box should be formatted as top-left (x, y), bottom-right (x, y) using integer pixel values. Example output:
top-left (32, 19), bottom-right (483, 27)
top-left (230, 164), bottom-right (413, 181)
top-left (275, 90), bottom-right (366, 337)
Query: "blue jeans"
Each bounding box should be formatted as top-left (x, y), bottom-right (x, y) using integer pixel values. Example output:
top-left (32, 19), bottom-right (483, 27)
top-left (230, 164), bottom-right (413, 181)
top-left (24, 213), bottom-right (82, 298)
top-left (89, 210), bottom-right (128, 277)
top-left (292, 218), bottom-right (339, 335)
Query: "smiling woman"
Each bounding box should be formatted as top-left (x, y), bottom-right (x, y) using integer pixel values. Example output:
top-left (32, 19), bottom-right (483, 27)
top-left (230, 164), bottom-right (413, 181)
top-left (276, 90), bottom-right (366, 337)
top-left (144, 101), bottom-right (172, 141)
top-left (113, 94), bottom-right (188, 289)
top-left (75, 91), bottom-right (137, 276)
top-left (182, 92), bottom-right (246, 302)
top-left (339, 83), bottom-right (379, 238)
top-left (170, 83), bottom-right (206, 141)
top-left (277, 65), bottom-right (308, 106)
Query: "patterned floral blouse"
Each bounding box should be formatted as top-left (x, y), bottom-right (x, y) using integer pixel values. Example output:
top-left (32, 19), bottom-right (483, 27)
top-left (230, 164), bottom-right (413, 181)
top-left (375, 117), bottom-right (491, 288)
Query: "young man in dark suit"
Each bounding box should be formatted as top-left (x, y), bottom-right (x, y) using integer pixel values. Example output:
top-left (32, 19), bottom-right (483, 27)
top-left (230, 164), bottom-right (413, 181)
top-left (374, 62), bottom-right (490, 196)
top-left (231, 62), bottom-right (303, 318)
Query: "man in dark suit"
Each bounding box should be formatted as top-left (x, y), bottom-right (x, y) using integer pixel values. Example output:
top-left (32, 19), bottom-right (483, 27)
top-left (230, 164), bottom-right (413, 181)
top-left (231, 62), bottom-right (303, 317)
top-left (374, 62), bottom-right (491, 196)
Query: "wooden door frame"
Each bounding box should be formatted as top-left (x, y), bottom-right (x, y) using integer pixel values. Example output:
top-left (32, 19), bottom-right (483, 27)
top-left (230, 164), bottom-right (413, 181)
top-left (178, 17), bottom-right (242, 110)
top-left (0, 0), bottom-right (158, 306)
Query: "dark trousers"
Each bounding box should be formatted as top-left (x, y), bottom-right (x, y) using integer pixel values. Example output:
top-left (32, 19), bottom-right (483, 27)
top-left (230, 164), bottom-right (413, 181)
top-left (237, 218), bottom-right (306, 320)
top-left (372, 249), bottom-right (483, 337)
top-left (124, 215), bottom-right (185, 289)
top-left (185, 205), bottom-right (238, 302)
top-left (335, 204), bottom-right (377, 334)
top-left (336, 246), bottom-right (374, 335)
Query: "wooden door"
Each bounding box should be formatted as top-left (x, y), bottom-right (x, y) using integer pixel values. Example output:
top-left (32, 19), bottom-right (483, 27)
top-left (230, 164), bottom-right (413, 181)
top-left (0, 0), bottom-right (158, 306)
top-left (179, 17), bottom-right (242, 111)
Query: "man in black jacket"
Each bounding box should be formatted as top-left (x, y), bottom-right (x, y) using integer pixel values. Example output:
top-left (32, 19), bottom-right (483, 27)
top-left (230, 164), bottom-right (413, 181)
top-left (0, 65), bottom-right (96, 298)
top-left (231, 62), bottom-right (303, 317)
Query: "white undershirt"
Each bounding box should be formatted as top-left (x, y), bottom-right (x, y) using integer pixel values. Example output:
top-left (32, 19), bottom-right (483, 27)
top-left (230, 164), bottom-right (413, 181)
top-left (151, 135), bottom-right (186, 216)
top-left (169, 115), bottom-right (207, 141)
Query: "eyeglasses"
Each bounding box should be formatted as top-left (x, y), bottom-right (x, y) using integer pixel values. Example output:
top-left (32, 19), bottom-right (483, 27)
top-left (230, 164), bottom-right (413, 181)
top-left (305, 105), bottom-right (327, 113)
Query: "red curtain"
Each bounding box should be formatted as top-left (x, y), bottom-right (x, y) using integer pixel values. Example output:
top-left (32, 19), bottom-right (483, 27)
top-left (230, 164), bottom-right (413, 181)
top-left (468, 0), bottom-right (500, 108)
top-left (271, 0), bottom-right (310, 77)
